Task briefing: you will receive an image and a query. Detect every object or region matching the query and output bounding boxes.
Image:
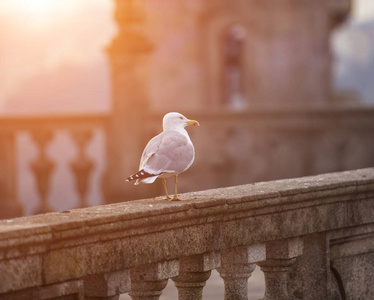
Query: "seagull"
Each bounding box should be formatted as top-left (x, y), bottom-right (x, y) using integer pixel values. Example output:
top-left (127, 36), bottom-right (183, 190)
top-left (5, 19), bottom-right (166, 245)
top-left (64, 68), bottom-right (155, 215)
top-left (125, 112), bottom-right (200, 201)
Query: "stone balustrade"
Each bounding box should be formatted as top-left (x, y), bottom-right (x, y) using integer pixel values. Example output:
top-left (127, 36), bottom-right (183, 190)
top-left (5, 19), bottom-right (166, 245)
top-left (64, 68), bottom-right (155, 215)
top-left (0, 114), bottom-right (108, 217)
top-left (146, 107), bottom-right (374, 194)
top-left (0, 168), bottom-right (373, 299)
top-left (1, 107), bottom-right (374, 218)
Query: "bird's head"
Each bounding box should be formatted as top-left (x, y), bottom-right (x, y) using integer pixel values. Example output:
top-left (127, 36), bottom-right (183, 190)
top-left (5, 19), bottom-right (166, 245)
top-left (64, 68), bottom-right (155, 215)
top-left (163, 112), bottom-right (200, 131)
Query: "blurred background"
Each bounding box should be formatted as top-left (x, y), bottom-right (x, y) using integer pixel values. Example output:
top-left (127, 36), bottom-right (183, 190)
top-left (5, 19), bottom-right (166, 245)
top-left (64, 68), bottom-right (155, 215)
top-left (0, 1), bottom-right (373, 299)
top-left (0, 0), bottom-right (373, 215)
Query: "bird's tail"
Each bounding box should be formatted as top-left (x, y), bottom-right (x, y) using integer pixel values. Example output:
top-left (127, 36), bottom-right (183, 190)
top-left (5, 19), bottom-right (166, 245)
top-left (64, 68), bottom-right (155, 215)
top-left (125, 169), bottom-right (158, 185)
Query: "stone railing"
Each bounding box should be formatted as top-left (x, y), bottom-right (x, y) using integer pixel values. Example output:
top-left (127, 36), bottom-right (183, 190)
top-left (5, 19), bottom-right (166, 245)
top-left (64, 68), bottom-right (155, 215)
top-left (147, 107), bottom-right (374, 192)
top-left (0, 114), bottom-right (108, 218)
top-left (0, 168), bottom-right (373, 300)
top-left (1, 107), bottom-right (374, 218)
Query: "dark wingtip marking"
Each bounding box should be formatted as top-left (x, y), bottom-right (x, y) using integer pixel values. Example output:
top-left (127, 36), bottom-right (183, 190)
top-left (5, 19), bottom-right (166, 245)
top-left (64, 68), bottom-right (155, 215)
top-left (126, 170), bottom-right (157, 182)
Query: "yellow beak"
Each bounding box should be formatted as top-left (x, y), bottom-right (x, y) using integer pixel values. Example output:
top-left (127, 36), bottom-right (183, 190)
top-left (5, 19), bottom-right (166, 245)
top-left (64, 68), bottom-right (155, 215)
top-left (186, 119), bottom-right (200, 126)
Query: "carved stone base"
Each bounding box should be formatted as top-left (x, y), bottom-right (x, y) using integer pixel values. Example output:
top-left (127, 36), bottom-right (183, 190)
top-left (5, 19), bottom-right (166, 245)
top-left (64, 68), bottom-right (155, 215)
top-left (218, 264), bottom-right (256, 300)
top-left (258, 258), bottom-right (296, 300)
top-left (129, 279), bottom-right (168, 300)
top-left (173, 271), bottom-right (211, 300)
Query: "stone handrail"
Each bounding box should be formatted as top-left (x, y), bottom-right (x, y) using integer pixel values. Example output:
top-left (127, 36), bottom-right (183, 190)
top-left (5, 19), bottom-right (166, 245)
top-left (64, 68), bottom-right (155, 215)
top-left (0, 113), bottom-right (108, 131)
top-left (0, 168), bottom-right (373, 299)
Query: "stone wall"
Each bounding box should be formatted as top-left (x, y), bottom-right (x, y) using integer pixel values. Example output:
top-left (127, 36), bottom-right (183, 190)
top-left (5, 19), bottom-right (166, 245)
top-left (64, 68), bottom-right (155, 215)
top-left (142, 0), bottom-right (351, 111)
top-left (103, 0), bottom-right (374, 204)
top-left (143, 107), bottom-right (374, 198)
top-left (0, 168), bottom-right (373, 299)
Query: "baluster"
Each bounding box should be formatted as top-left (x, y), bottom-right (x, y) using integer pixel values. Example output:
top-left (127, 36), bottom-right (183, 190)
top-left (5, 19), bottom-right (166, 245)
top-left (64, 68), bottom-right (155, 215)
top-left (30, 130), bottom-right (55, 214)
top-left (0, 131), bottom-right (23, 218)
top-left (218, 244), bottom-right (266, 300)
top-left (70, 129), bottom-right (94, 208)
top-left (172, 252), bottom-right (220, 300)
top-left (103, 0), bottom-right (155, 203)
top-left (129, 260), bottom-right (179, 300)
top-left (287, 233), bottom-right (329, 299)
top-left (84, 269), bottom-right (130, 300)
top-left (257, 237), bottom-right (303, 300)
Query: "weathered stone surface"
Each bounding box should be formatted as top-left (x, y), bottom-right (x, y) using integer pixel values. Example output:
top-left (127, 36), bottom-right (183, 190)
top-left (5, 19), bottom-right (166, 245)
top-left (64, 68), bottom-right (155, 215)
top-left (258, 258), bottom-right (297, 300)
top-left (0, 280), bottom-right (84, 300)
top-left (256, 238), bottom-right (304, 300)
top-left (333, 252), bottom-right (374, 300)
top-left (173, 270), bottom-right (211, 300)
top-left (266, 237), bottom-right (303, 260)
top-left (178, 252), bottom-right (221, 272)
top-left (329, 224), bottom-right (374, 300)
top-left (129, 279), bottom-right (168, 300)
top-left (42, 223), bottom-right (215, 284)
top-left (220, 244), bottom-right (266, 265)
top-left (131, 260), bottom-right (179, 281)
top-left (172, 253), bottom-right (217, 300)
top-left (0, 255), bottom-right (42, 293)
top-left (217, 246), bottom-right (266, 300)
top-left (84, 270), bottom-right (130, 298)
top-left (129, 261), bottom-right (179, 300)
top-left (39, 280), bottom-right (84, 300)
top-left (0, 169), bottom-right (372, 297)
top-left (288, 233), bottom-right (329, 300)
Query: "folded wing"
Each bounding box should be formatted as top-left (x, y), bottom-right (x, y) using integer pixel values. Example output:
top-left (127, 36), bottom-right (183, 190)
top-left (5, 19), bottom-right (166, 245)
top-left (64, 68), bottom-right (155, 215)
top-left (140, 130), bottom-right (194, 176)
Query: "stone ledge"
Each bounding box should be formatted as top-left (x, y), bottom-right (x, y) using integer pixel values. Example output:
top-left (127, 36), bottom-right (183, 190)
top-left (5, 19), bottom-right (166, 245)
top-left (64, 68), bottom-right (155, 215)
top-left (0, 168), bottom-right (373, 291)
top-left (0, 169), bottom-right (373, 248)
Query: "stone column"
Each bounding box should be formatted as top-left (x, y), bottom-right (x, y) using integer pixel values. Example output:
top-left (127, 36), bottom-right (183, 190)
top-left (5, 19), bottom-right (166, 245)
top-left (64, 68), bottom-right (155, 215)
top-left (39, 280), bottom-right (84, 300)
top-left (257, 237), bottom-right (303, 300)
top-left (70, 129), bottom-right (94, 209)
top-left (0, 132), bottom-right (23, 219)
top-left (218, 244), bottom-right (266, 300)
top-left (129, 260), bottom-right (179, 300)
top-left (103, 0), bottom-right (157, 204)
top-left (242, 0), bottom-right (351, 106)
top-left (30, 130), bottom-right (55, 214)
top-left (172, 252), bottom-right (220, 300)
top-left (287, 233), bottom-right (329, 300)
top-left (84, 269), bottom-right (130, 300)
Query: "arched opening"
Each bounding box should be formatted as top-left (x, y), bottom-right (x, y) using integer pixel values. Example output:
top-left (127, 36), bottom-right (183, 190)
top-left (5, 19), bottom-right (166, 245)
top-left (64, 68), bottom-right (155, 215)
top-left (222, 24), bottom-right (247, 110)
top-left (332, 0), bottom-right (374, 105)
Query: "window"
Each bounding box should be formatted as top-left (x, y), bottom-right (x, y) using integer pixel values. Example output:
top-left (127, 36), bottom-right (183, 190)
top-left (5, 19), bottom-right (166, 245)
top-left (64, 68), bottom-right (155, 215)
top-left (222, 24), bottom-right (247, 109)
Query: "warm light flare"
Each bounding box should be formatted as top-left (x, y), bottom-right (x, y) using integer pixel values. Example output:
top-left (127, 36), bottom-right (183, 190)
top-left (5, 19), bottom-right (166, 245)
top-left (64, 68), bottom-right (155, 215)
top-left (2, 0), bottom-right (80, 26)
top-left (0, 0), bottom-right (115, 112)
top-left (18, 0), bottom-right (57, 15)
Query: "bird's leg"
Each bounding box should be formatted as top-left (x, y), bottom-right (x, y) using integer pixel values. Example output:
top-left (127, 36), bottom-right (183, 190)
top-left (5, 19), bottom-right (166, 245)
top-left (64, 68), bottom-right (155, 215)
top-left (162, 178), bottom-right (172, 200)
top-left (172, 175), bottom-right (181, 201)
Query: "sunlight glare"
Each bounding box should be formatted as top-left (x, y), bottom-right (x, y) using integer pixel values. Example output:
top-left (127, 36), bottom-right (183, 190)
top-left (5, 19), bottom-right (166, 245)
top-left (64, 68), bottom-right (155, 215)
top-left (17, 0), bottom-right (60, 16)
top-left (3, 0), bottom-right (82, 30)
top-left (354, 0), bottom-right (374, 21)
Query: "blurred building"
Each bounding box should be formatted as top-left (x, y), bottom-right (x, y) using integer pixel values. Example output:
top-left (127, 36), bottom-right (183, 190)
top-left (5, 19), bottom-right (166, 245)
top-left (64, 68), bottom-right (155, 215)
top-left (103, 0), bottom-right (374, 204)
top-left (1, 0), bottom-right (374, 217)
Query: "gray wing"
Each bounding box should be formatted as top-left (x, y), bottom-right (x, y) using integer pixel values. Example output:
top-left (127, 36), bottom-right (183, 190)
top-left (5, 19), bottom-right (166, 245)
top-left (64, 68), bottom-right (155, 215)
top-left (139, 130), bottom-right (194, 175)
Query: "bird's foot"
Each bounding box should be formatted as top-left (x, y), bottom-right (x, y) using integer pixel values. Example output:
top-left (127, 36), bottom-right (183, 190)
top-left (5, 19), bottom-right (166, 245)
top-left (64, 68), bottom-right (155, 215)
top-left (171, 196), bottom-right (181, 201)
top-left (164, 196), bottom-right (172, 200)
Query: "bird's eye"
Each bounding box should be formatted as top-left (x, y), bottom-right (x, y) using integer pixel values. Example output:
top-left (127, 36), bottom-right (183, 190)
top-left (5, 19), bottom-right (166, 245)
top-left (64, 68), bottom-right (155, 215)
top-left (179, 117), bottom-right (183, 120)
